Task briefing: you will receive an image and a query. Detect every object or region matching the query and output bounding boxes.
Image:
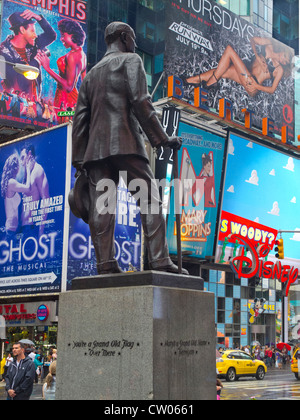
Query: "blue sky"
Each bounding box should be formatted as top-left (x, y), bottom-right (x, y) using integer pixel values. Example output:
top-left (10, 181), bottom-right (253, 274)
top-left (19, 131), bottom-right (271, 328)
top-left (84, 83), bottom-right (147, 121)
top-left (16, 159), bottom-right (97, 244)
top-left (222, 133), bottom-right (300, 261)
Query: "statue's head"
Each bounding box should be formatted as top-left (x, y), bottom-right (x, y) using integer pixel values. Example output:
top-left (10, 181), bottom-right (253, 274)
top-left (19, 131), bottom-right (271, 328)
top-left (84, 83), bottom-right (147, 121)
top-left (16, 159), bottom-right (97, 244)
top-left (105, 22), bottom-right (137, 53)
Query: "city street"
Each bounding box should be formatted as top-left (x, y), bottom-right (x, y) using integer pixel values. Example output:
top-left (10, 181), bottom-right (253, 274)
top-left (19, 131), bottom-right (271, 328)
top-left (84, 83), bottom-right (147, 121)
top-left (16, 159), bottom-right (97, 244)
top-left (221, 367), bottom-right (300, 400)
top-left (1, 366), bottom-right (299, 401)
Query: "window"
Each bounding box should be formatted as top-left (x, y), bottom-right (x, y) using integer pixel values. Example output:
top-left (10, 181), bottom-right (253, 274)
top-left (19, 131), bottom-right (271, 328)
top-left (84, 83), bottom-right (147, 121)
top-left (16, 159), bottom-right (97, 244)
top-left (214, 0), bottom-right (250, 17)
top-left (138, 0), bottom-right (154, 10)
top-left (137, 50), bottom-right (153, 88)
top-left (108, 1), bottom-right (128, 23)
top-left (239, 352), bottom-right (252, 361)
top-left (218, 298), bottom-right (225, 310)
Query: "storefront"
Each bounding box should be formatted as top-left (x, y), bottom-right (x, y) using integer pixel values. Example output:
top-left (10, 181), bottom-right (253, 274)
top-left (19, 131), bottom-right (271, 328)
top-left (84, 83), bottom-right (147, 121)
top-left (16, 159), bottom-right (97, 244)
top-left (201, 263), bottom-right (283, 349)
top-left (289, 283), bottom-right (300, 344)
top-left (0, 300), bottom-right (58, 357)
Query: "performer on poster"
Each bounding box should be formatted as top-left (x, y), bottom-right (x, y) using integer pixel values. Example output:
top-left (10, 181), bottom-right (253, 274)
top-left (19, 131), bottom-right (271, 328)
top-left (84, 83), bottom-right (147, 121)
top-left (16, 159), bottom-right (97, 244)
top-left (194, 153), bottom-right (216, 208)
top-left (0, 91), bottom-right (9, 115)
top-left (0, 153), bottom-right (33, 236)
top-left (186, 37), bottom-right (293, 97)
top-left (19, 144), bottom-right (49, 236)
top-left (0, 9), bottom-right (57, 97)
top-left (36, 19), bottom-right (86, 109)
top-left (7, 89), bottom-right (22, 117)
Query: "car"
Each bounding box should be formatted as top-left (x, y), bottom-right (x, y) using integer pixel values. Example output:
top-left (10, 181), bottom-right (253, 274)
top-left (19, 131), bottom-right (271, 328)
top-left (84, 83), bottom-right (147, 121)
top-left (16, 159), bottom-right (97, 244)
top-left (216, 350), bottom-right (267, 382)
top-left (291, 348), bottom-right (300, 380)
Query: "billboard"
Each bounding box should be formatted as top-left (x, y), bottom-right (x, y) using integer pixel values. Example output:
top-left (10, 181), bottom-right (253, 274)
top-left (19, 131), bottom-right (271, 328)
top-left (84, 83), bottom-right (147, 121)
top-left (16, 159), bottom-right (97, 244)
top-left (218, 132), bottom-right (300, 264)
top-left (0, 123), bottom-right (143, 296)
top-left (0, 125), bottom-right (69, 295)
top-left (219, 211), bottom-right (278, 250)
top-left (67, 168), bottom-right (143, 289)
top-left (166, 122), bottom-right (226, 258)
top-left (164, 0), bottom-right (295, 141)
top-left (0, 0), bottom-right (87, 129)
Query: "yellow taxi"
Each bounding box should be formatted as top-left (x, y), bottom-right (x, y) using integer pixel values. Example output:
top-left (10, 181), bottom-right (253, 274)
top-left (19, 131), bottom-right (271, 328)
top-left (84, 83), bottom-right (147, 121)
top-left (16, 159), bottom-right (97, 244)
top-left (291, 348), bottom-right (300, 380)
top-left (217, 350), bottom-right (267, 382)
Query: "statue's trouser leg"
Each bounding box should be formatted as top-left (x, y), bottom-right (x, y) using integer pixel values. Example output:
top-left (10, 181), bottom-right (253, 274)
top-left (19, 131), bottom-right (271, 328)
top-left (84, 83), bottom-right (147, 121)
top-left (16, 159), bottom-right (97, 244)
top-left (87, 156), bottom-right (172, 273)
top-left (87, 160), bottom-right (120, 274)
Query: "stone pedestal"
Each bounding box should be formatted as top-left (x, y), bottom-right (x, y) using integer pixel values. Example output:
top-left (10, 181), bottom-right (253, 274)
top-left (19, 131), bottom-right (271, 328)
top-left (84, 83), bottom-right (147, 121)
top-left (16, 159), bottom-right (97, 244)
top-left (56, 271), bottom-right (216, 400)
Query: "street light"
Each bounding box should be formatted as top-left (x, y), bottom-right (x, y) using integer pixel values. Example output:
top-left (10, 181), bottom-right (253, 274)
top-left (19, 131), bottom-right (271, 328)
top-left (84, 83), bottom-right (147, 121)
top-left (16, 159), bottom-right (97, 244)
top-left (0, 58), bottom-right (40, 80)
top-left (12, 63), bottom-right (40, 80)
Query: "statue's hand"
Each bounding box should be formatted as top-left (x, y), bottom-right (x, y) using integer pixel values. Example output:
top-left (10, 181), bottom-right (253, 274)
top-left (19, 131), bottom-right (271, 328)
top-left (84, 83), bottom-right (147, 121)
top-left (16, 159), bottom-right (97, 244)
top-left (73, 162), bottom-right (83, 178)
top-left (166, 136), bottom-right (183, 151)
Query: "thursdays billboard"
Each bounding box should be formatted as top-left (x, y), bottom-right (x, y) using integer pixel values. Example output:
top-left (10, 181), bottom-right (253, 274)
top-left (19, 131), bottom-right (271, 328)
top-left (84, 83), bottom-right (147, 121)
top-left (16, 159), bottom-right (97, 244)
top-left (166, 122), bottom-right (225, 258)
top-left (0, 0), bottom-right (87, 129)
top-left (164, 0), bottom-right (295, 141)
top-left (0, 125), bottom-right (69, 295)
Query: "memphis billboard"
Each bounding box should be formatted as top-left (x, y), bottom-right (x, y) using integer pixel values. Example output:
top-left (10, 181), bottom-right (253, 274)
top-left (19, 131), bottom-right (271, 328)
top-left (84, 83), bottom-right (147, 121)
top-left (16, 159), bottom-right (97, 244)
top-left (0, 0), bottom-right (87, 130)
top-left (164, 0), bottom-right (295, 142)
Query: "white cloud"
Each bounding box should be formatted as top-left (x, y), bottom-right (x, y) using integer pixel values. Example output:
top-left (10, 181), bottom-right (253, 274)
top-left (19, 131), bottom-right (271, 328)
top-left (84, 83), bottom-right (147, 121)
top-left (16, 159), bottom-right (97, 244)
top-left (254, 217), bottom-right (260, 223)
top-left (290, 228), bottom-right (300, 241)
top-left (268, 201), bottom-right (280, 216)
top-left (269, 169), bottom-right (275, 176)
top-left (246, 142), bottom-right (253, 148)
top-left (227, 185), bottom-right (235, 193)
top-left (291, 196), bottom-right (297, 204)
top-left (245, 169), bottom-right (259, 186)
top-left (283, 157), bottom-right (295, 172)
top-left (228, 138), bottom-right (235, 155)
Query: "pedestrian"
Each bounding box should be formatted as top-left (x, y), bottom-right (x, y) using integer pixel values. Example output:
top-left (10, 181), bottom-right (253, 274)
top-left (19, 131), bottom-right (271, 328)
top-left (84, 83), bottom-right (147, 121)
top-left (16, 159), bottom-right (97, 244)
top-left (264, 346), bottom-right (272, 367)
top-left (282, 345), bottom-right (288, 365)
top-left (28, 347), bottom-right (36, 362)
top-left (34, 352), bottom-right (44, 383)
top-left (5, 342), bottom-right (35, 400)
top-left (244, 345), bottom-right (250, 355)
top-left (42, 361), bottom-right (56, 400)
top-left (276, 350), bottom-right (283, 369)
top-left (71, 21), bottom-right (187, 276)
top-left (295, 346), bottom-right (300, 376)
top-left (271, 346), bottom-right (276, 365)
top-left (3, 353), bottom-right (13, 381)
top-left (216, 376), bottom-right (223, 400)
top-left (51, 348), bottom-right (57, 361)
top-left (1, 354), bottom-right (6, 381)
top-left (254, 345), bottom-right (262, 360)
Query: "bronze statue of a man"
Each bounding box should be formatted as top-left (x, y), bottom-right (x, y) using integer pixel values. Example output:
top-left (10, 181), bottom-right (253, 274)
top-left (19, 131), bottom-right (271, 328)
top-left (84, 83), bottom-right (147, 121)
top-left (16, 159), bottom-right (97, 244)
top-left (72, 21), bottom-right (188, 275)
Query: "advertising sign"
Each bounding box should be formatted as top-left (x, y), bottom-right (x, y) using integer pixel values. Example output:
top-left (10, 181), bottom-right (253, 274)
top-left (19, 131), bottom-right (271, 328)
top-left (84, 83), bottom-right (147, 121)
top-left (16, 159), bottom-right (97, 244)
top-left (164, 0), bottom-right (295, 141)
top-left (0, 125), bottom-right (69, 295)
top-left (220, 132), bottom-right (300, 264)
top-left (219, 211), bottom-right (278, 249)
top-left (67, 169), bottom-right (142, 289)
top-left (0, 0), bottom-right (87, 129)
top-left (0, 301), bottom-right (56, 326)
top-left (166, 122), bottom-right (225, 258)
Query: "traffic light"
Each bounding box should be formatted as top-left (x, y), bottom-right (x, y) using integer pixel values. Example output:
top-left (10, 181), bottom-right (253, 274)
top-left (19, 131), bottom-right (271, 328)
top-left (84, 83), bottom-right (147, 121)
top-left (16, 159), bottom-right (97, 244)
top-left (275, 238), bottom-right (284, 259)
